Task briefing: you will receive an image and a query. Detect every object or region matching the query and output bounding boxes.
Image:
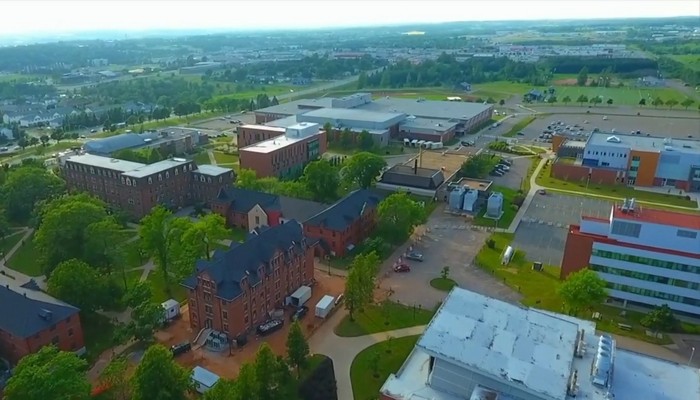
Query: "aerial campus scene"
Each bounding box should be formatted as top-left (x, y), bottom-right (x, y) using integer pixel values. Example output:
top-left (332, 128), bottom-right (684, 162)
top-left (0, 1), bottom-right (699, 399)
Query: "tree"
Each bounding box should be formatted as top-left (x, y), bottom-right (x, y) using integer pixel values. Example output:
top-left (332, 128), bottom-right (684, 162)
top-left (652, 97), bottom-right (664, 108)
top-left (498, 99), bottom-right (505, 106)
top-left (681, 98), bottom-right (695, 110)
top-left (29, 136), bottom-right (39, 146)
top-left (50, 130), bottom-right (65, 143)
top-left (270, 96), bottom-right (279, 106)
top-left (562, 95), bottom-right (572, 105)
top-left (344, 251), bottom-right (380, 320)
top-left (187, 213), bottom-right (229, 261)
top-left (302, 159), bottom-right (339, 202)
top-left (253, 344), bottom-right (297, 400)
top-left (1, 166), bottom-right (64, 222)
top-left (576, 94), bottom-right (589, 106)
top-left (606, 98), bottom-right (614, 106)
top-left (139, 206), bottom-right (194, 289)
top-left (576, 66), bottom-right (589, 86)
top-left (47, 259), bottom-right (106, 312)
top-left (377, 192), bottom-right (425, 243)
top-left (641, 304), bottom-right (679, 334)
top-left (341, 152), bottom-right (386, 189)
top-left (459, 153), bottom-right (492, 179)
top-left (546, 96), bottom-right (557, 103)
top-left (322, 122), bottom-right (333, 142)
top-left (128, 300), bottom-right (164, 342)
top-left (589, 96), bottom-right (602, 107)
top-left (286, 321), bottom-right (310, 377)
top-left (639, 98), bottom-right (647, 107)
top-left (666, 99), bottom-right (679, 109)
top-left (4, 345), bottom-right (90, 400)
top-left (203, 380), bottom-right (240, 400)
top-left (34, 194), bottom-right (112, 274)
top-left (98, 357), bottom-right (132, 400)
top-left (132, 345), bottom-right (191, 400)
top-left (357, 130), bottom-right (374, 150)
top-left (236, 168), bottom-right (261, 190)
top-left (558, 269), bottom-right (607, 316)
top-left (441, 266), bottom-right (450, 280)
top-left (39, 134), bottom-right (49, 146)
top-left (83, 217), bottom-right (125, 272)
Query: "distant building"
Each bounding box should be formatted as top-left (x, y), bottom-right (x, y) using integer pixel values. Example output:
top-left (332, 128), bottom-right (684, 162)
top-left (0, 276), bottom-right (85, 365)
top-left (179, 62), bottom-right (223, 74)
top-left (238, 122), bottom-right (327, 179)
top-left (377, 162), bottom-right (445, 197)
top-left (83, 128), bottom-right (203, 157)
top-left (524, 89), bottom-right (545, 102)
top-left (562, 201), bottom-right (700, 316)
top-left (61, 154), bottom-right (234, 219)
top-left (380, 287), bottom-right (700, 400)
top-left (304, 189), bottom-right (384, 257)
top-left (181, 221), bottom-right (315, 339)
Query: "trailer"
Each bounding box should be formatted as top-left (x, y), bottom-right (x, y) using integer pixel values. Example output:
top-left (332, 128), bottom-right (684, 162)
top-left (287, 285), bottom-right (312, 307)
top-left (161, 299), bottom-right (181, 321)
top-left (315, 295), bottom-right (335, 319)
top-left (192, 366), bottom-right (220, 394)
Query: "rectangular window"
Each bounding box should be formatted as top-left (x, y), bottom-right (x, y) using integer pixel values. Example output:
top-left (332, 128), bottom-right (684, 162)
top-left (68, 328), bottom-right (74, 337)
top-left (222, 310), bottom-right (228, 320)
top-left (632, 156), bottom-right (641, 161)
top-left (611, 221), bottom-right (642, 238)
top-left (677, 229), bottom-right (698, 239)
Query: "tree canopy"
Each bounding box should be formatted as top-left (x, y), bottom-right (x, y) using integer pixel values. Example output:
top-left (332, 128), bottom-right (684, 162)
top-left (47, 259), bottom-right (114, 312)
top-left (286, 321), bottom-right (310, 377)
top-left (641, 304), bottom-right (679, 333)
top-left (4, 346), bottom-right (90, 400)
top-left (377, 192), bottom-right (426, 243)
top-left (131, 344), bottom-right (191, 400)
top-left (341, 152), bottom-right (386, 189)
top-left (345, 251), bottom-right (380, 320)
top-left (558, 269), bottom-right (608, 316)
top-left (302, 159), bottom-right (340, 202)
top-left (1, 166), bottom-right (64, 223)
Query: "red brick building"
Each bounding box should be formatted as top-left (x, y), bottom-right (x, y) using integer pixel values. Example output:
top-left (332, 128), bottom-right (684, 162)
top-left (0, 277), bottom-right (85, 365)
top-left (304, 189), bottom-right (384, 257)
top-left (211, 187), bottom-right (326, 231)
top-left (181, 221), bottom-right (315, 338)
top-left (238, 122), bottom-right (327, 179)
top-left (61, 154), bottom-right (235, 219)
top-left (237, 124), bottom-right (286, 148)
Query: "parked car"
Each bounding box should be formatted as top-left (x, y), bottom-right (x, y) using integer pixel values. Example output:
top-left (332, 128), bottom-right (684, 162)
top-left (498, 165), bottom-right (511, 171)
top-left (461, 140), bottom-right (475, 146)
top-left (501, 158), bottom-right (513, 166)
top-left (516, 131), bottom-right (525, 136)
top-left (171, 342), bottom-right (192, 356)
top-left (394, 264), bottom-right (411, 273)
top-left (291, 306), bottom-right (309, 322)
top-left (538, 189), bottom-right (547, 195)
top-left (257, 319), bottom-right (284, 336)
top-left (90, 129), bottom-right (97, 133)
top-left (406, 252), bottom-right (424, 262)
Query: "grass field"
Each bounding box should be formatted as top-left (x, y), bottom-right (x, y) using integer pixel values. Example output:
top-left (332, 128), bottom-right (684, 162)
top-left (324, 87), bottom-right (491, 101)
top-left (669, 55), bottom-right (700, 72)
top-left (212, 151), bottom-right (239, 165)
top-left (350, 335), bottom-right (419, 400)
top-left (334, 302), bottom-right (435, 337)
top-left (146, 270), bottom-right (187, 303)
top-left (0, 231), bottom-right (26, 256)
top-left (6, 234), bottom-right (42, 276)
top-left (430, 277), bottom-right (457, 292)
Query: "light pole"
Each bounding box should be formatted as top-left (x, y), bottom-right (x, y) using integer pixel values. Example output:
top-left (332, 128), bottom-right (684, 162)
top-left (689, 347), bottom-right (696, 366)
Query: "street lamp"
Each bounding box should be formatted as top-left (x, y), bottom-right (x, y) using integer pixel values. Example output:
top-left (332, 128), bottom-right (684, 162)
top-left (689, 347), bottom-right (696, 366)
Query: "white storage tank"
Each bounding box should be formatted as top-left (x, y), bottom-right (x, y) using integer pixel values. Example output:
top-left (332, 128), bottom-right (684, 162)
top-left (449, 187), bottom-right (466, 210)
top-left (487, 192), bottom-right (504, 218)
top-left (502, 246), bottom-right (514, 265)
top-left (462, 189), bottom-right (479, 212)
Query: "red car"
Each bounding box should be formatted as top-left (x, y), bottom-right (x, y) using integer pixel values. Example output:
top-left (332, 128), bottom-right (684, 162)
top-left (394, 264), bottom-right (411, 273)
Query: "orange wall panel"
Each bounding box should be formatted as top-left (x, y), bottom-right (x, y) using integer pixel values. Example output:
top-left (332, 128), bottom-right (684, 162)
top-left (629, 150), bottom-right (660, 187)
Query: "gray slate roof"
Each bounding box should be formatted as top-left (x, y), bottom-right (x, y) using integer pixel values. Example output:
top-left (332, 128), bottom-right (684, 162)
top-left (380, 165), bottom-right (445, 189)
top-left (0, 275), bottom-right (79, 338)
top-left (305, 189), bottom-right (384, 231)
top-left (181, 221), bottom-right (308, 300)
top-left (83, 132), bottom-right (160, 155)
top-left (217, 187), bottom-right (327, 222)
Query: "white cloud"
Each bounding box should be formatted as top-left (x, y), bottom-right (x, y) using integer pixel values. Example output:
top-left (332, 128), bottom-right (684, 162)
top-left (1, 0), bottom-right (698, 35)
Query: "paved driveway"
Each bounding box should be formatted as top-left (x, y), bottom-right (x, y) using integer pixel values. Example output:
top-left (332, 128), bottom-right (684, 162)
top-left (379, 211), bottom-right (521, 309)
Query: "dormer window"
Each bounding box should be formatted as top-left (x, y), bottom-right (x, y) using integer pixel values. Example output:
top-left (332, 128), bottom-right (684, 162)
top-left (207, 177), bottom-right (212, 183)
top-left (148, 177), bottom-right (153, 184)
top-left (125, 178), bottom-right (131, 186)
top-left (174, 168), bottom-right (178, 176)
top-left (200, 175), bottom-right (206, 183)
top-left (158, 174), bottom-right (163, 181)
top-left (165, 171), bottom-right (170, 179)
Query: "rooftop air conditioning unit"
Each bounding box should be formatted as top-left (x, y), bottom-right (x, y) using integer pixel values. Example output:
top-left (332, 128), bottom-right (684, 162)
top-left (606, 135), bottom-right (621, 143)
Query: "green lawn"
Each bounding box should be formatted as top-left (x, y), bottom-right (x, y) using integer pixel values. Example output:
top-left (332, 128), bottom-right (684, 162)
top-left (193, 150), bottom-right (211, 165)
top-left (474, 232), bottom-right (675, 344)
top-left (227, 227), bottom-right (248, 242)
top-left (6, 234), bottom-right (43, 276)
top-left (146, 270), bottom-right (188, 303)
top-left (430, 278), bottom-right (457, 292)
top-left (502, 116), bottom-right (537, 138)
top-left (473, 185), bottom-right (522, 229)
top-left (0, 231), bottom-right (26, 256)
top-left (335, 302), bottom-right (435, 337)
top-left (669, 55), bottom-right (700, 71)
top-left (350, 335), bottom-right (420, 400)
top-left (212, 151), bottom-right (239, 165)
top-left (82, 313), bottom-right (118, 364)
top-left (537, 161), bottom-right (698, 209)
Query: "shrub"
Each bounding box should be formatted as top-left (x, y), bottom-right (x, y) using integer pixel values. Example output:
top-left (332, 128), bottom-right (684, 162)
top-left (299, 356), bottom-right (338, 400)
top-left (512, 195), bottom-right (526, 207)
top-left (486, 239), bottom-right (496, 249)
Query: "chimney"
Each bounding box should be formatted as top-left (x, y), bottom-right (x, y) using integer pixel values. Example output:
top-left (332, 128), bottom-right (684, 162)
top-left (414, 159), bottom-right (418, 175)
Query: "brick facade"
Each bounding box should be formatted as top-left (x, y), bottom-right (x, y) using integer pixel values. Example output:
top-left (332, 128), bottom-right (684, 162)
top-left (550, 162), bottom-right (621, 186)
top-left (304, 207), bottom-right (377, 257)
top-left (560, 225), bottom-right (596, 279)
top-left (239, 130), bottom-right (327, 179)
top-left (237, 125), bottom-right (286, 148)
top-left (0, 313), bottom-right (84, 365)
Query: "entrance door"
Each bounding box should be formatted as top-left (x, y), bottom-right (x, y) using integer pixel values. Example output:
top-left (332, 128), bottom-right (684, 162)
top-left (205, 318), bottom-right (213, 329)
top-left (627, 177), bottom-right (636, 186)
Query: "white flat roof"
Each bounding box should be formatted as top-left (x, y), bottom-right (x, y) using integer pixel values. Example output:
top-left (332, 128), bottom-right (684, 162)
top-left (418, 289), bottom-right (578, 400)
top-left (66, 153), bottom-right (146, 172)
top-left (238, 124), bottom-right (286, 132)
top-left (239, 131), bottom-right (318, 154)
top-left (194, 164), bottom-right (232, 176)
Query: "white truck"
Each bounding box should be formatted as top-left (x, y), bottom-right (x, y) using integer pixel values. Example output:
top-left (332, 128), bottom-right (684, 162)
top-left (161, 299), bottom-right (181, 322)
top-left (287, 285), bottom-right (312, 307)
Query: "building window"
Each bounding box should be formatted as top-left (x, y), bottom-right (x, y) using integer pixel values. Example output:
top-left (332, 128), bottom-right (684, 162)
top-left (611, 221), bottom-right (641, 238)
top-left (205, 305), bottom-right (213, 314)
top-left (223, 323), bottom-right (229, 332)
top-left (200, 175), bottom-right (206, 183)
top-left (632, 156), bottom-right (640, 161)
top-left (158, 174), bottom-right (163, 181)
top-left (223, 310), bottom-right (228, 320)
top-left (128, 199), bottom-right (134, 205)
top-left (68, 328), bottom-right (74, 337)
top-left (148, 177), bottom-right (153, 184)
top-left (677, 229), bottom-right (697, 239)
top-left (207, 177), bottom-right (212, 183)
top-left (255, 216), bottom-right (260, 225)
top-left (126, 178), bottom-right (132, 186)
top-left (165, 171), bottom-right (170, 179)
top-left (175, 168), bottom-right (179, 176)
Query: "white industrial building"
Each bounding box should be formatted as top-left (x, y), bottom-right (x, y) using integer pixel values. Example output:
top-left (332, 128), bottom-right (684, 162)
top-left (380, 288), bottom-right (700, 400)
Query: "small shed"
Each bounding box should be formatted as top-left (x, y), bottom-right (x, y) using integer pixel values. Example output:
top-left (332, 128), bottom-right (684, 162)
top-left (192, 366), bottom-right (220, 394)
top-left (161, 299), bottom-right (180, 321)
top-left (315, 295), bottom-right (335, 319)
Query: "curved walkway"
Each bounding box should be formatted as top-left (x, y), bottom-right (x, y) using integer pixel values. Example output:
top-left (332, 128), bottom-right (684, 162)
top-left (309, 309), bottom-right (426, 400)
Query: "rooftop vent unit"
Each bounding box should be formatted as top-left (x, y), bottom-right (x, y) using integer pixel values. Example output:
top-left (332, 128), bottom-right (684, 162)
top-left (606, 135), bottom-right (621, 143)
top-left (591, 335), bottom-right (616, 389)
top-left (38, 308), bottom-right (53, 321)
top-left (664, 146), bottom-right (674, 151)
top-left (664, 137), bottom-right (673, 145)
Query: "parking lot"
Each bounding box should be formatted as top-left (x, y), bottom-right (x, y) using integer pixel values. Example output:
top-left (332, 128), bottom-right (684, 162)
top-left (488, 155), bottom-right (533, 191)
top-left (190, 112), bottom-right (256, 132)
top-left (378, 210), bottom-right (522, 309)
top-left (513, 192), bottom-right (613, 266)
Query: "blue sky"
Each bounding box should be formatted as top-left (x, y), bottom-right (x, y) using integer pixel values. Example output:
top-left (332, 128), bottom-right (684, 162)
top-left (1, 0), bottom-right (698, 36)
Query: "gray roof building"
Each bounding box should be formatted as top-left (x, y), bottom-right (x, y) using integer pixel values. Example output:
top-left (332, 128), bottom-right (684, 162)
top-left (380, 164), bottom-right (445, 190)
top-left (217, 187), bottom-right (327, 222)
top-left (121, 158), bottom-right (191, 179)
top-left (195, 165), bottom-right (233, 176)
top-left (305, 189), bottom-right (384, 231)
top-left (0, 275), bottom-right (80, 338)
top-left (298, 108), bottom-right (405, 129)
top-left (83, 132), bottom-right (160, 156)
top-left (181, 221), bottom-right (309, 300)
top-left (64, 153), bottom-right (146, 172)
top-left (356, 97), bottom-right (492, 121)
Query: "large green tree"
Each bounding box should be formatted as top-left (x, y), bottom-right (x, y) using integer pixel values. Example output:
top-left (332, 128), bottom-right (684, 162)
top-left (303, 159), bottom-right (339, 202)
top-left (344, 251), bottom-right (380, 321)
top-left (4, 345), bottom-right (90, 400)
top-left (286, 321), bottom-right (310, 377)
top-left (47, 259), bottom-right (108, 312)
top-left (576, 66), bottom-right (589, 86)
top-left (377, 192), bottom-right (426, 243)
top-left (121, 282), bottom-right (165, 342)
top-left (641, 304), bottom-right (679, 334)
top-left (459, 153), bottom-right (493, 179)
top-left (341, 152), bottom-right (386, 189)
top-left (131, 344), bottom-right (191, 400)
top-left (558, 269), bottom-right (608, 316)
top-left (1, 166), bottom-right (64, 222)
top-left (253, 344), bottom-right (297, 400)
top-left (98, 357), bottom-right (132, 400)
top-left (83, 217), bottom-right (125, 271)
top-left (357, 130), bottom-right (374, 150)
top-left (34, 193), bottom-right (111, 274)
top-left (183, 213), bottom-right (229, 261)
top-left (139, 206), bottom-right (194, 289)
top-left (203, 380), bottom-right (240, 400)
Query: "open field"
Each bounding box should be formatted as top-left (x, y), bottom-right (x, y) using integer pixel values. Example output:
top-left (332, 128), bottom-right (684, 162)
top-left (350, 335), bottom-right (419, 400)
top-left (6, 234), bottom-right (42, 276)
top-left (669, 55), bottom-right (700, 71)
top-left (323, 87), bottom-right (494, 101)
top-left (334, 302), bottom-right (435, 337)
